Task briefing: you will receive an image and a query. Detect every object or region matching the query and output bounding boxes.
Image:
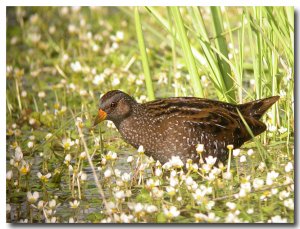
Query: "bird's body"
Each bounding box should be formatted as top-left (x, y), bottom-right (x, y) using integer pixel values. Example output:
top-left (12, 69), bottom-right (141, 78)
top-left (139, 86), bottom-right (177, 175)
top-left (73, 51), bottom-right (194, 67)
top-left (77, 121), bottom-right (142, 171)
top-left (94, 90), bottom-right (279, 164)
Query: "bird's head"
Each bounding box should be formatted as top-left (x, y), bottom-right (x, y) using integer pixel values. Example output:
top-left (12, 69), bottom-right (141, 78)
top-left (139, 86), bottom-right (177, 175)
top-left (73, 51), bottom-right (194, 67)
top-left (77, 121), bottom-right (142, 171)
top-left (94, 90), bottom-right (135, 126)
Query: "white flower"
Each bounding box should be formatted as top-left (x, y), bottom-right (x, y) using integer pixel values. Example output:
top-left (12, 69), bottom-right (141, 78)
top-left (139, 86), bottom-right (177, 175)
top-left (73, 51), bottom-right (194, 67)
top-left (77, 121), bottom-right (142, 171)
top-left (285, 162), bottom-right (293, 173)
top-left (177, 196), bottom-right (182, 202)
top-left (137, 145), bottom-right (144, 153)
top-left (233, 149), bottom-right (240, 157)
top-left (145, 204), bottom-right (157, 213)
top-left (70, 61), bottom-right (82, 72)
top-left (271, 188), bottom-right (278, 195)
top-left (191, 163), bottom-right (199, 171)
top-left (27, 141), bottom-right (34, 148)
top-left (19, 219), bottom-right (29, 223)
top-left (29, 118), bottom-right (36, 125)
top-left (27, 191), bottom-right (39, 203)
top-left (205, 156), bottom-right (217, 166)
top-left (64, 154), bottom-right (71, 164)
top-left (241, 182), bottom-right (251, 193)
top-left (196, 144), bottom-right (204, 153)
top-left (106, 151), bottom-right (117, 160)
top-left (110, 31), bottom-right (124, 42)
top-left (120, 213), bottom-right (133, 223)
top-left (240, 155), bottom-right (247, 162)
top-left (105, 201), bottom-right (117, 214)
top-left (194, 212), bottom-right (220, 222)
top-left (127, 156), bottom-right (134, 163)
top-left (169, 176), bottom-right (179, 187)
top-left (6, 170), bottom-right (13, 180)
top-left (166, 186), bottom-right (176, 196)
top-left (223, 171), bottom-right (232, 180)
top-left (258, 162), bottom-right (266, 171)
top-left (279, 90), bottom-right (286, 98)
top-left (284, 176), bottom-right (293, 186)
top-left (266, 171), bottom-right (279, 185)
top-left (146, 178), bottom-right (160, 189)
top-left (134, 203), bottom-right (144, 213)
top-left (279, 190), bottom-right (290, 200)
top-left (121, 173), bottom-right (131, 182)
top-left (37, 200), bottom-right (45, 210)
top-left (14, 147), bottom-right (23, 162)
top-left (79, 151), bottom-right (87, 160)
top-left (185, 176), bottom-right (194, 186)
top-left (202, 163), bottom-right (211, 173)
top-left (247, 208), bottom-right (254, 214)
top-left (226, 202), bottom-right (236, 210)
top-left (192, 188), bottom-right (207, 204)
top-left (278, 126), bottom-right (287, 134)
top-left (116, 179), bottom-right (124, 187)
top-left (114, 190), bottom-right (125, 201)
top-left (92, 44), bottom-right (99, 52)
top-left (46, 217), bottom-right (57, 223)
top-left (38, 91), bottom-right (46, 98)
top-left (114, 169), bottom-right (121, 177)
top-left (268, 215), bottom-right (287, 223)
top-left (168, 156), bottom-right (184, 169)
top-left (170, 170), bottom-right (177, 177)
top-left (163, 206), bottom-right (180, 219)
top-left (211, 167), bottom-right (221, 175)
top-left (206, 172), bottom-right (216, 182)
top-left (155, 168), bottom-right (162, 177)
top-left (80, 172), bottom-right (87, 181)
top-left (45, 133), bottom-right (52, 140)
top-left (283, 198), bottom-right (294, 210)
top-left (93, 74), bottom-right (105, 85)
top-left (21, 91), bottom-right (27, 97)
top-left (247, 149), bottom-right (254, 156)
top-left (49, 199), bottom-right (57, 209)
top-left (206, 200), bottom-right (215, 210)
top-left (104, 169), bottom-right (112, 178)
top-left (69, 200), bottom-right (80, 209)
top-left (37, 172), bottom-right (51, 182)
top-left (116, 31), bottom-right (124, 41)
top-left (253, 178), bottom-right (264, 190)
top-left (62, 138), bottom-right (74, 150)
top-left (225, 210), bottom-right (241, 223)
top-left (268, 125), bottom-right (277, 132)
top-left (150, 187), bottom-right (163, 199)
top-left (112, 78), bottom-right (120, 86)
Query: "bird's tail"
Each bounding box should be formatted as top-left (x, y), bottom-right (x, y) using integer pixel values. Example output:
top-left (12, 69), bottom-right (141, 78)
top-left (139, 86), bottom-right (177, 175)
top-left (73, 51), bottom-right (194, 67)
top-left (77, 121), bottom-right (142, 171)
top-left (238, 96), bottom-right (280, 120)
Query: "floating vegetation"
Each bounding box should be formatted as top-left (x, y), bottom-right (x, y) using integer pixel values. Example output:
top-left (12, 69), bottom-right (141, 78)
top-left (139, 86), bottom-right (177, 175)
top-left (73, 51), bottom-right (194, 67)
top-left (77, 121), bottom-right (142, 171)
top-left (6, 6), bottom-right (294, 223)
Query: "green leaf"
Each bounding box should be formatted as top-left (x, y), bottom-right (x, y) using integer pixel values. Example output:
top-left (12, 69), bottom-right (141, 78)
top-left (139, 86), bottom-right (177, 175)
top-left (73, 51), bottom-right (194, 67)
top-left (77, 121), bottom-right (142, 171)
top-left (156, 212), bottom-right (167, 223)
top-left (136, 188), bottom-right (152, 203)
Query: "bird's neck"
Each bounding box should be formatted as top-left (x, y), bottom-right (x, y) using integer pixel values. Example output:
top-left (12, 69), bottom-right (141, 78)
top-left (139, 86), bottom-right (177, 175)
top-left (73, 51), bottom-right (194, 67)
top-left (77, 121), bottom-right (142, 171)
top-left (115, 104), bottom-right (156, 151)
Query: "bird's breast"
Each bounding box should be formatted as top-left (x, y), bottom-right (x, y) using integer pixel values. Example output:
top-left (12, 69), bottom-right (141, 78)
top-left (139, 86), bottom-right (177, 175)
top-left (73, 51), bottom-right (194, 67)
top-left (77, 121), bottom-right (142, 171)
top-left (117, 116), bottom-right (161, 154)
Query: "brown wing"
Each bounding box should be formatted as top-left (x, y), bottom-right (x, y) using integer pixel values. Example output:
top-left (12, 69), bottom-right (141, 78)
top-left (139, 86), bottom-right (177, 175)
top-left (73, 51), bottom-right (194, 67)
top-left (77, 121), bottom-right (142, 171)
top-left (142, 97), bottom-right (238, 118)
top-left (183, 107), bottom-right (266, 142)
top-left (175, 107), bottom-right (266, 160)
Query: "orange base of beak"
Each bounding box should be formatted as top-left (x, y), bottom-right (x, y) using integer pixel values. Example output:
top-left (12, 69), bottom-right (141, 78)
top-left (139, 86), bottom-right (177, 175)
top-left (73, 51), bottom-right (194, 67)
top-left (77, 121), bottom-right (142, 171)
top-left (93, 109), bottom-right (107, 126)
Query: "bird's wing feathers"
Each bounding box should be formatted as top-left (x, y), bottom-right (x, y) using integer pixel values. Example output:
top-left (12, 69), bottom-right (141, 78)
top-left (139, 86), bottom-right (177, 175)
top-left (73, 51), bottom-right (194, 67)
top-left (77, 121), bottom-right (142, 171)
top-left (180, 107), bottom-right (266, 144)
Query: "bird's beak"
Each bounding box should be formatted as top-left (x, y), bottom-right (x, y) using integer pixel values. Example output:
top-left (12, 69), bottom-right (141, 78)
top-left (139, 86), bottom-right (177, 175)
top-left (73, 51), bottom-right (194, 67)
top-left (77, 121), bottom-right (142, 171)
top-left (93, 109), bottom-right (107, 126)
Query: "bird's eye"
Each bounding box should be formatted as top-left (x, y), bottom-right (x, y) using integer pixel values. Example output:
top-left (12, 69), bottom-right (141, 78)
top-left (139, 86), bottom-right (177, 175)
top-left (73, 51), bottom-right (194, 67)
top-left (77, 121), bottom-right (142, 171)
top-left (110, 102), bottom-right (117, 108)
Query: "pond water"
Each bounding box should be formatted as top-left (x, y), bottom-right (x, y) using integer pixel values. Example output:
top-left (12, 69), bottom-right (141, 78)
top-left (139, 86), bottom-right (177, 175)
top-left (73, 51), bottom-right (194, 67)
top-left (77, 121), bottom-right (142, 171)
top-left (7, 129), bottom-right (293, 223)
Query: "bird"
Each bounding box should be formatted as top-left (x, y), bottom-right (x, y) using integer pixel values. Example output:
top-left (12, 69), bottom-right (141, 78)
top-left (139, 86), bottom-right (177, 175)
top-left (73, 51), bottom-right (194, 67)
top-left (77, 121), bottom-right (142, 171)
top-left (93, 90), bottom-right (279, 164)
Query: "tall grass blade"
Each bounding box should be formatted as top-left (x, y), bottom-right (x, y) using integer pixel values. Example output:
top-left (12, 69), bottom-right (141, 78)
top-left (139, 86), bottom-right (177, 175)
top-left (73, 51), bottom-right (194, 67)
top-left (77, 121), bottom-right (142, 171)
top-left (170, 7), bottom-right (204, 97)
top-left (187, 6), bottom-right (228, 101)
top-left (210, 6), bottom-right (236, 103)
top-left (134, 7), bottom-right (155, 100)
top-left (236, 109), bottom-right (272, 167)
